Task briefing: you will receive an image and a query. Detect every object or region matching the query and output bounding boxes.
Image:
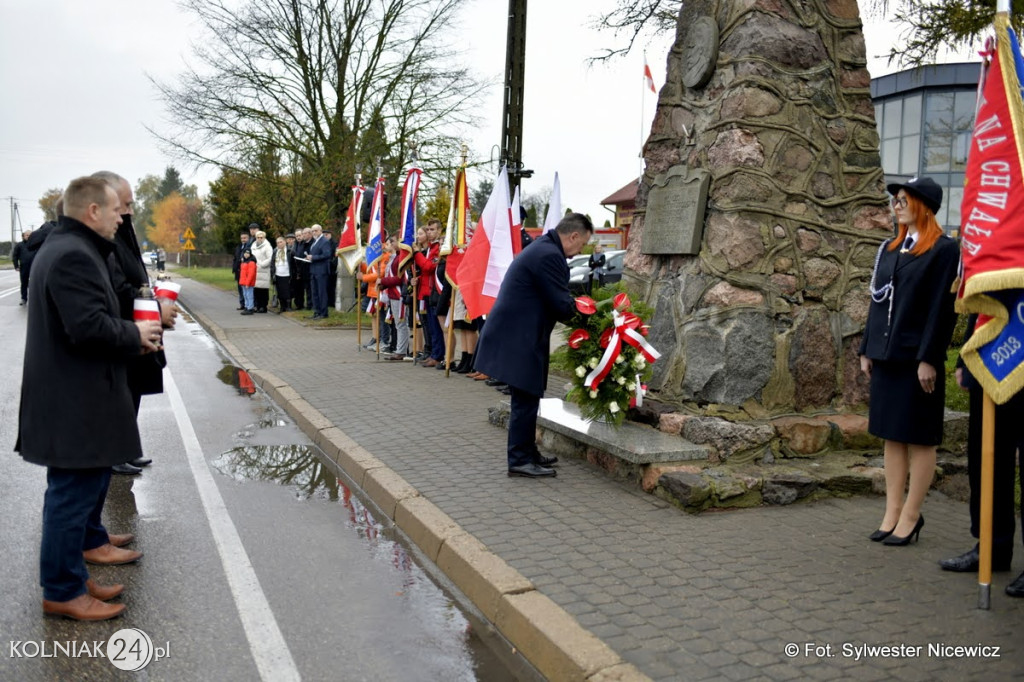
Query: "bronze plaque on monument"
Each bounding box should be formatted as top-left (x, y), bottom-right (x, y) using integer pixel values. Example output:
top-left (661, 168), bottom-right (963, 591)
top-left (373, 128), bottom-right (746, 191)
top-left (641, 165), bottom-right (710, 255)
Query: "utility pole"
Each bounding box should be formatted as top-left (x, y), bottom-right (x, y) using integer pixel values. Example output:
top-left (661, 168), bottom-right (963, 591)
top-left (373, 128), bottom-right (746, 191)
top-left (501, 0), bottom-right (532, 194)
top-left (4, 197), bottom-right (15, 253)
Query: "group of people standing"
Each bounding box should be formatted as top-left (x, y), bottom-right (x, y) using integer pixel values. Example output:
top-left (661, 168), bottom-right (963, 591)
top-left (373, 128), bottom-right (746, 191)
top-left (860, 176), bottom-right (1024, 598)
top-left (17, 172), bottom-right (178, 621)
top-left (231, 223), bottom-right (339, 319)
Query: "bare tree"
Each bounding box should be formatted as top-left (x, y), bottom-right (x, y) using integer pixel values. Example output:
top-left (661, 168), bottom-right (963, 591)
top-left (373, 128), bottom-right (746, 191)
top-left (151, 0), bottom-right (487, 229)
top-left (590, 0), bottom-right (681, 62)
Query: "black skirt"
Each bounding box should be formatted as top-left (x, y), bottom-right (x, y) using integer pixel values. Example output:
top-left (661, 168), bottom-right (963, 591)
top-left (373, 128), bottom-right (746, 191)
top-left (868, 359), bottom-right (946, 446)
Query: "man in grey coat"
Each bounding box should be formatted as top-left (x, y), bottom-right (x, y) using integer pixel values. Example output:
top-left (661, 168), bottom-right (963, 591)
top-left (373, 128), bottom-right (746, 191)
top-left (16, 176), bottom-right (163, 621)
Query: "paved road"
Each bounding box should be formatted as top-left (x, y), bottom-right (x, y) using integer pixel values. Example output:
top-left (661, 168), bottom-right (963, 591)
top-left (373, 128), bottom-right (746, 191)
top-left (0, 268), bottom-right (517, 681)
top-left (178, 273), bottom-right (1023, 681)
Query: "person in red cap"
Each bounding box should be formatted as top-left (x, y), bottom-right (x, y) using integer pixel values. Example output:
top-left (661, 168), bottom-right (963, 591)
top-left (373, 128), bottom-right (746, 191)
top-left (859, 176), bottom-right (960, 546)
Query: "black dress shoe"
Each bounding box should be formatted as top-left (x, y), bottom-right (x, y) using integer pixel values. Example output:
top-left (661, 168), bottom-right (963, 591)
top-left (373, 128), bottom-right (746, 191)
top-left (129, 458), bottom-right (152, 467)
top-left (534, 454), bottom-right (558, 466)
top-left (869, 528), bottom-right (895, 542)
top-left (498, 386), bottom-right (512, 395)
top-left (111, 463), bottom-right (142, 475)
top-left (1006, 571), bottom-right (1024, 597)
top-left (508, 463), bottom-right (557, 478)
top-left (485, 378), bottom-right (506, 387)
top-left (939, 545), bottom-right (1013, 572)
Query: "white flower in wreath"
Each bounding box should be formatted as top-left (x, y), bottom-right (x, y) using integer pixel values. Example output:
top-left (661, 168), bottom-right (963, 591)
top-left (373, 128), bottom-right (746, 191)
top-left (588, 357), bottom-right (599, 369)
top-left (615, 355), bottom-right (626, 364)
top-left (615, 376), bottom-right (626, 385)
top-left (627, 382), bottom-right (636, 391)
top-left (575, 366), bottom-right (587, 377)
top-left (608, 402), bottom-right (620, 413)
top-left (634, 355), bottom-right (646, 368)
top-left (589, 389), bottom-right (598, 399)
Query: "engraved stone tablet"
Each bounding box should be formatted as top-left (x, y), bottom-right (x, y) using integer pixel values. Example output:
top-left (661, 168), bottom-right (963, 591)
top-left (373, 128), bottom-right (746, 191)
top-left (641, 165), bottom-right (711, 255)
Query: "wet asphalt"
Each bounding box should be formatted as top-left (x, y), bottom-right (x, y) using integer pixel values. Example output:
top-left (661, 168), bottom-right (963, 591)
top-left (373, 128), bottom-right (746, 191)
top-left (0, 268), bottom-right (520, 681)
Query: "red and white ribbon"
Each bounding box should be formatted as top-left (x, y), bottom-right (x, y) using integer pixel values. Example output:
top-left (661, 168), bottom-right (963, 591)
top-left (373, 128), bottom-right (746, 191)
top-left (154, 281), bottom-right (181, 302)
top-left (583, 310), bottom-right (660, 390)
top-left (133, 298), bottom-right (161, 322)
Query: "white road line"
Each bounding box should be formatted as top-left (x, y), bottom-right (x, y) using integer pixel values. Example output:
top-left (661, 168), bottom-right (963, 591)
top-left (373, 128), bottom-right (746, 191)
top-left (163, 371), bottom-right (302, 682)
top-left (0, 286), bottom-right (23, 299)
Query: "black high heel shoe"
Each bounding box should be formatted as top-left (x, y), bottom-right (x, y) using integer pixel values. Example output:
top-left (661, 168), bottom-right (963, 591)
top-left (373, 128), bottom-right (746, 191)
top-left (882, 514), bottom-right (924, 546)
top-left (868, 527), bottom-right (895, 542)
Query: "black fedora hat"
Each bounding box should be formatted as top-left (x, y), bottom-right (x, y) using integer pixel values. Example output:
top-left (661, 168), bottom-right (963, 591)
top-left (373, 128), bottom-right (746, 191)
top-left (886, 177), bottom-right (942, 214)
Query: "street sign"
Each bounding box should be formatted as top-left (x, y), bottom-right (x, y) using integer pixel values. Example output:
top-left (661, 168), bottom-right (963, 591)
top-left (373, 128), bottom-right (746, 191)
top-left (183, 228), bottom-right (196, 239)
top-left (183, 238), bottom-right (196, 251)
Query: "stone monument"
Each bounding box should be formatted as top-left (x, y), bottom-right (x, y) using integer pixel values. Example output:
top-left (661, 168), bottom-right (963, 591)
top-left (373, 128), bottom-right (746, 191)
top-left (626, 0), bottom-right (892, 418)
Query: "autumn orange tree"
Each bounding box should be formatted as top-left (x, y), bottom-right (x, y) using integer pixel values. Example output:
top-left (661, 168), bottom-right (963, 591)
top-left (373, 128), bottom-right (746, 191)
top-left (148, 192), bottom-right (205, 252)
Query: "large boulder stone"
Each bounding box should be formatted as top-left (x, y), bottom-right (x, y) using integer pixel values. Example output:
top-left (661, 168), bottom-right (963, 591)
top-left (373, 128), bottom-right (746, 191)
top-left (789, 305), bottom-right (837, 410)
top-left (680, 313), bottom-right (774, 405)
top-left (658, 471), bottom-right (712, 508)
top-left (771, 416), bottom-right (831, 454)
top-left (682, 416), bottom-right (775, 461)
top-left (762, 473), bottom-right (820, 505)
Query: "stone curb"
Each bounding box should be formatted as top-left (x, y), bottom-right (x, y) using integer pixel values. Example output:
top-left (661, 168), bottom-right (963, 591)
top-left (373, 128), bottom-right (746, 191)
top-left (189, 305), bottom-right (651, 682)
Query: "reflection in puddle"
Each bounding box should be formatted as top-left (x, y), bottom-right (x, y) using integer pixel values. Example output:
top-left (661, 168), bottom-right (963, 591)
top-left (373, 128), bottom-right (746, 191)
top-left (210, 443), bottom-right (506, 681)
top-left (216, 363), bottom-right (256, 396)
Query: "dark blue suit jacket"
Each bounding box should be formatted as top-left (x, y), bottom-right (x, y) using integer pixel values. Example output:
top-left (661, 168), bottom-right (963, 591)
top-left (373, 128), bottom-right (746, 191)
top-left (308, 235), bottom-right (333, 277)
top-left (474, 231), bottom-right (576, 396)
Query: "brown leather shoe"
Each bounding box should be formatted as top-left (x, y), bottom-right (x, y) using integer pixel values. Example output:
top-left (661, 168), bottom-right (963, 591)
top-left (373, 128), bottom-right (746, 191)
top-left (107, 532), bottom-right (134, 548)
top-left (83, 544), bottom-right (142, 566)
top-left (422, 358), bottom-right (438, 367)
top-left (43, 593), bottom-right (125, 621)
top-left (473, 374), bottom-right (491, 381)
top-left (86, 578), bottom-right (124, 601)
top-left (466, 372), bottom-right (483, 379)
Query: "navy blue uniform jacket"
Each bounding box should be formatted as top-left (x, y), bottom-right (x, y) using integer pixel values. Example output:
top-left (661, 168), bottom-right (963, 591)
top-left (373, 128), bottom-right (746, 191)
top-left (308, 236), bottom-right (333, 276)
top-left (474, 231), bottom-right (577, 396)
top-left (859, 235), bottom-right (959, 369)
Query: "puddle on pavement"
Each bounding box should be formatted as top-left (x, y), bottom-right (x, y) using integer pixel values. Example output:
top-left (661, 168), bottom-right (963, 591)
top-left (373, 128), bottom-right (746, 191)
top-left (211, 432), bottom-right (527, 681)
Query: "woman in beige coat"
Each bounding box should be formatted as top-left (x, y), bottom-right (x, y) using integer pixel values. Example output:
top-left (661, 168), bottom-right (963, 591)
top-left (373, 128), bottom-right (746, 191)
top-left (251, 230), bottom-right (274, 313)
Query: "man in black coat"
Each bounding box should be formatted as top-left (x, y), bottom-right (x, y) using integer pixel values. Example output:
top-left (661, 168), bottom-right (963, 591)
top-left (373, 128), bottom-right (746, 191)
top-left (17, 176), bottom-right (162, 621)
top-left (941, 314), bottom-right (1024, 596)
top-left (11, 229), bottom-right (34, 305)
top-left (474, 213), bottom-right (593, 478)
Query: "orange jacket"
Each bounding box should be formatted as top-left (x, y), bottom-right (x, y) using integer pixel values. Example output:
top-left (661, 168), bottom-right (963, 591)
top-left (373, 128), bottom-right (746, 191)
top-left (239, 260), bottom-right (257, 287)
top-left (360, 252), bottom-right (391, 298)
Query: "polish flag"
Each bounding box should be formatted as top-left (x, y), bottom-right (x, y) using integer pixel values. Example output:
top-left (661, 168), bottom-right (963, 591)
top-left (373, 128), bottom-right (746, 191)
top-left (644, 56), bottom-right (656, 93)
top-left (133, 298), bottom-right (161, 322)
top-left (541, 172), bottom-right (561, 234)
top-left (457, 167), bottom-right (515, 319)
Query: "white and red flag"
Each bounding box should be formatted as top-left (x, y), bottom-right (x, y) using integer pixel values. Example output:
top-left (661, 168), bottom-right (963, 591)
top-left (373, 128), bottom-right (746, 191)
top-left (338, 182), bottom-right (365, 275)
top-left (457, 167), bottom-right (516, 319)
top-left (364, 176), bottom-right (386, 268)
top-left (644, 56), bottom-right (657, 94)
top-left (541, 172), bottom-right (562, 234)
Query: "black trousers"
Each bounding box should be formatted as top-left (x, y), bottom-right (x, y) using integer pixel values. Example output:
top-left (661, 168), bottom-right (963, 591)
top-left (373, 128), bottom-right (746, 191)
top-left (254, 287), bottom-right (269, 311)
top-left (967, 386), bottom-right (1024, 547)
top-left (508, 387), bottom-right (541, 468)
top-left (291, 276), bottom-right (306, 309)
top-left (275, 276), bottom-right (291, 311)
top-left (19, 268), bottom-right (30, 302)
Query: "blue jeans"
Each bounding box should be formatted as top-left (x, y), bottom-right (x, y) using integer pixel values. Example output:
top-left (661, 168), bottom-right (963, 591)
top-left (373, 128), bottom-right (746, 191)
top-left (41, 467), bottom-right (111, 601)
top-left (242, 286), bottom-right (254, 310)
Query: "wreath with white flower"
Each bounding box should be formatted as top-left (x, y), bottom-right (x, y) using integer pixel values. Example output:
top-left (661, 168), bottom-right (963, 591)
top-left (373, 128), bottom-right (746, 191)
top-left (552, 286), bottom-right (660, 427)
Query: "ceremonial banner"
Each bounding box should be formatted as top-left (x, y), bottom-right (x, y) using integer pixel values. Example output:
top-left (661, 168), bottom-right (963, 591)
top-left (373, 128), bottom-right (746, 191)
top-left (457, 167), bottom-right (515, 319)
top-left (644, 56), bottom-right (657, 93)
top-left (542, 171), bottom-right (562, 234)
top-left (442, 167), bottom-right (471, 287)
top-left (339, 183), bottom-right (365, 275)
top-left (958, 13), bottom-right (1024, 403)
top-left (364, 177), bottom-right (386, 268)
top-left (510, 185), bottom-right (523, 257)
top-left (397, 167), bottom-right (422, 267)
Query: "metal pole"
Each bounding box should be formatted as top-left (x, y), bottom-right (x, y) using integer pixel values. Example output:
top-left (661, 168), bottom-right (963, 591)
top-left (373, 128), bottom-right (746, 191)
top-left (501, 0), bottom-right (527, 195)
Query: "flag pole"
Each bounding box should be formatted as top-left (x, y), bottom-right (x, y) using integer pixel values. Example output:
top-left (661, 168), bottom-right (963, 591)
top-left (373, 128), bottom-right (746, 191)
top-left (639, 52), bottom-right (646, 184)
top-left (978, 392), bottom-right (996, 609)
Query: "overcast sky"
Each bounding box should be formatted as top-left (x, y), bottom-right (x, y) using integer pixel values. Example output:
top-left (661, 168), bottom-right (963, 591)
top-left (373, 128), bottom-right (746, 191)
top-left (0, 0), bottom-right (977, 238)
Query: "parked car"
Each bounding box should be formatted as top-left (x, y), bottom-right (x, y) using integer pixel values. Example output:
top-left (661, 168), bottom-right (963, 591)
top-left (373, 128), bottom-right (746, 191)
top-left (568, 250), bottom-right (626, 293)
top-left (144, 251), bottom-right (158, 265)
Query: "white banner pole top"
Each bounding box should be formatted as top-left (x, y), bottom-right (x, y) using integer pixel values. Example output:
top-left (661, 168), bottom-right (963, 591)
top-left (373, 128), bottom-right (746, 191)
top-left (997, 0), bottom-right (1009, 14)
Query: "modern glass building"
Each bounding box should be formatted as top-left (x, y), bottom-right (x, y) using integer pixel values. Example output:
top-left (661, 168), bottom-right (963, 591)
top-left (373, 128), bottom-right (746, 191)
top-left (871, 62), bottom-right (981, 234)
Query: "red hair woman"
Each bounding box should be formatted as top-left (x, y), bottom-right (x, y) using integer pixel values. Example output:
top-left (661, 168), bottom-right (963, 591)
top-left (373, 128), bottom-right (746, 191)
top-left (859, 177), bottom-right (960, 546)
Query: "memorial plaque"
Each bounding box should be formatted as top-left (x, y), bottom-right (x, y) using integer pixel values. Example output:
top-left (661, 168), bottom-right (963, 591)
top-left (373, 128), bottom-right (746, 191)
top-left (641, 165), bottom-right (711, 255)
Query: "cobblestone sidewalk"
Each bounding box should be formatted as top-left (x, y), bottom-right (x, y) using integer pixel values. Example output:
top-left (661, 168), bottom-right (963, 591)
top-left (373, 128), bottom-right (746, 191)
top-left (180, 279), bottom-right (1022, 681)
